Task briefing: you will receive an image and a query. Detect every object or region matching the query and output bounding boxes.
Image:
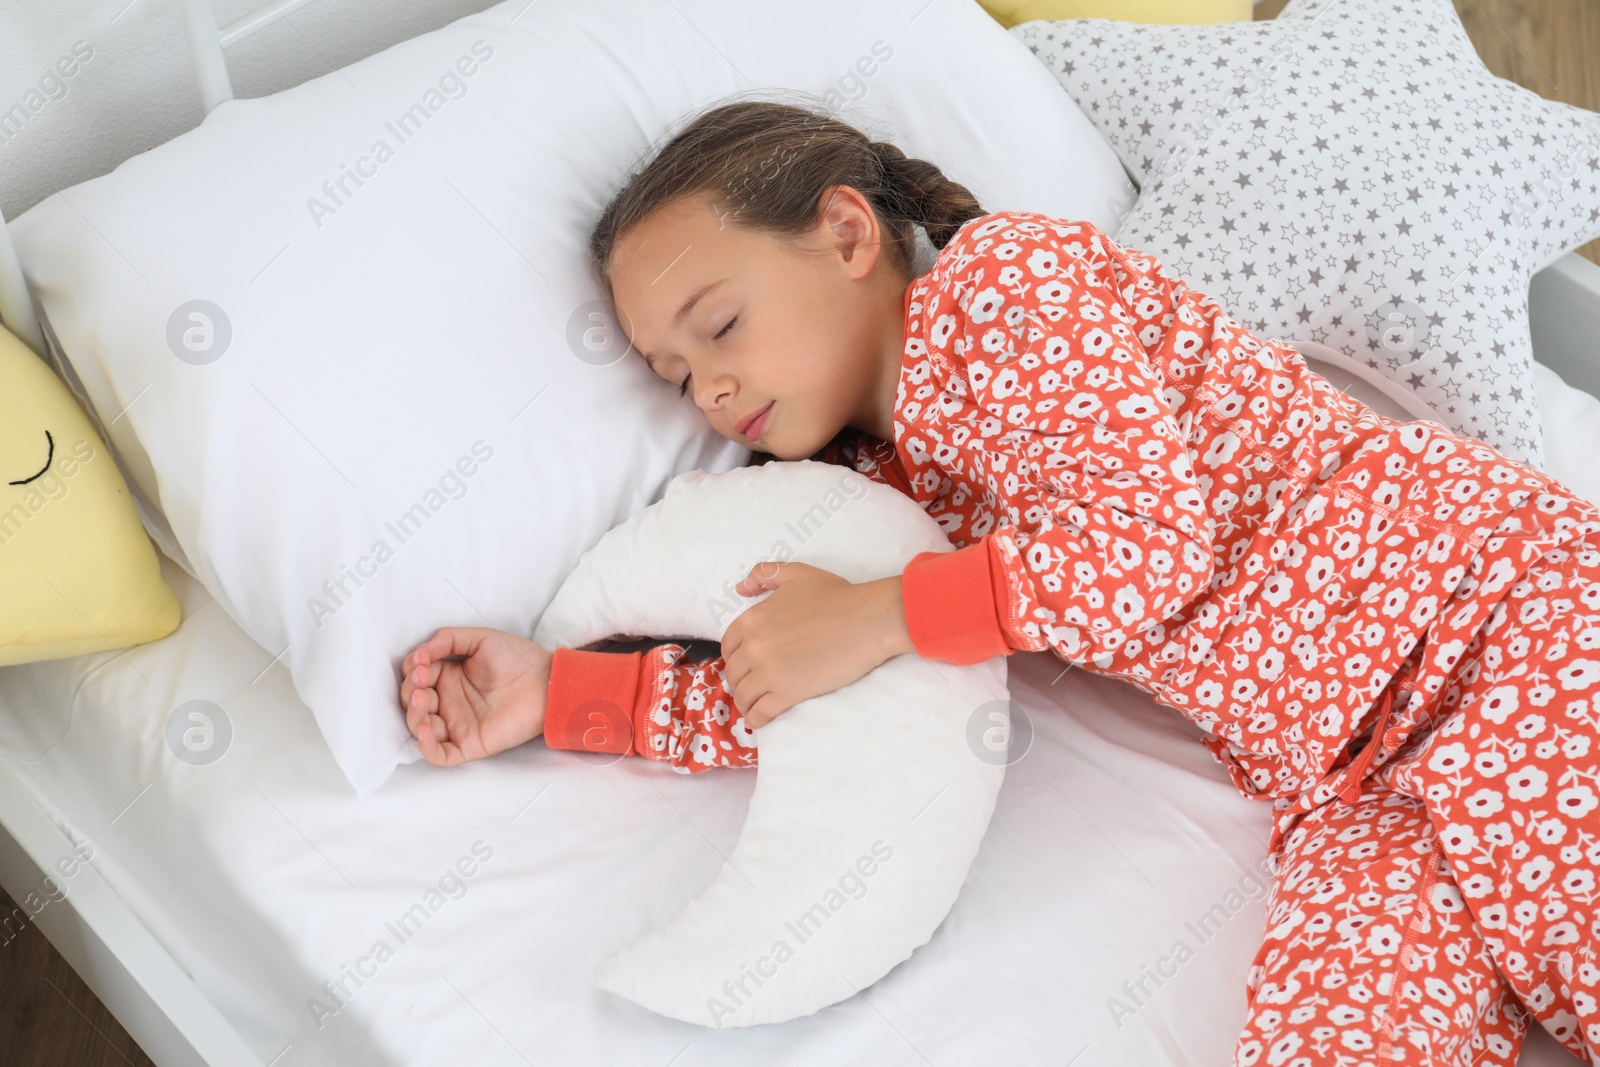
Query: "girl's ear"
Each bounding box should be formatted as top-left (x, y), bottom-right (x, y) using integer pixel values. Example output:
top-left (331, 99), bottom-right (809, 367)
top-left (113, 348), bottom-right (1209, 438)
top-left (818, 189), bottom-right (883, 279)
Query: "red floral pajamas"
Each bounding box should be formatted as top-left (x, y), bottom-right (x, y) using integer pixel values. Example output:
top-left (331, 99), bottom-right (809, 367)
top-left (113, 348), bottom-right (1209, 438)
top-left (1243, 521), bottom-right (1600, 1065)
top-left (539, 211), bottom-right (1600, 1063)
top-left (633, 644), bottom-right (757, 772)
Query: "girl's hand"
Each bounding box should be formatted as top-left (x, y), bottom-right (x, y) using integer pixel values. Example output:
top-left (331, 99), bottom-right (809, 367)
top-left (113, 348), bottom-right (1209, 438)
top-left (399, 627), bottom-right (553, 766)
top-left (724, 563), bottom-right (913, 729)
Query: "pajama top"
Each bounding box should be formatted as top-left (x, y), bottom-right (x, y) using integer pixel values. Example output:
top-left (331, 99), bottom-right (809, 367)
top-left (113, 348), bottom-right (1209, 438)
top-left (542, 211), bottom-right (1593, 845)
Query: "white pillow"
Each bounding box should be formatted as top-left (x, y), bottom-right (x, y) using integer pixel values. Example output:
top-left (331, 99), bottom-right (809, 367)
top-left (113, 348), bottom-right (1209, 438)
top-left (10, 0), bottom-right (1133, 793)
top-left (531, 460), bottom-right (1009, 1027)
top-left (1531, 362), bottom-right (1600, 509)
top-left (1012, 0), bottom-right (1600, 467)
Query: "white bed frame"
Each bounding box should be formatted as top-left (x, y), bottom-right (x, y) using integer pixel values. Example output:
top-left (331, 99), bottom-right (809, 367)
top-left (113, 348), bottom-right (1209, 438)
top-left (0, 4), bottom-right (1597, 1065)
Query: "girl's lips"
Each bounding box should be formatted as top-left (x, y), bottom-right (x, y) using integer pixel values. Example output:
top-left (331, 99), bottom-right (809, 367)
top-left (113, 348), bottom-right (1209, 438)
top-left (741, 401), bottom-right (774, 442)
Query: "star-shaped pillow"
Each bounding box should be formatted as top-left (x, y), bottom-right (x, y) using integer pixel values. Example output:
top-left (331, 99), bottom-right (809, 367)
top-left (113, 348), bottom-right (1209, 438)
top-left (1013, 0), bottom-right (1600, 465)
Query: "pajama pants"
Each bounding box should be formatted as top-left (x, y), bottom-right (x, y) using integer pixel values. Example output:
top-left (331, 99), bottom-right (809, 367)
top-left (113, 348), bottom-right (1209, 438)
top-left (1235, 530), bottom-right (1600, 1066)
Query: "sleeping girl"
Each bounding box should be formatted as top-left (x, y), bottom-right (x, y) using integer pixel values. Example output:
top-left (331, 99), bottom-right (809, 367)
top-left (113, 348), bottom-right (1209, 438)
top-left (396, 98), bottom-right (1600, 1065)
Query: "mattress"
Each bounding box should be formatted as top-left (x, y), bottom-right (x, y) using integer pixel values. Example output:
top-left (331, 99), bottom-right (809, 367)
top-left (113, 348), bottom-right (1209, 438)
top-left (2, 363), bottom-right (1597, 1066)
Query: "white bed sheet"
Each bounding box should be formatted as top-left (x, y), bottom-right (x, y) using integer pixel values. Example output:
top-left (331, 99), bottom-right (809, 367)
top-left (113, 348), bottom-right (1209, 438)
top-left (2, 362), bottom-right (1597, 1066)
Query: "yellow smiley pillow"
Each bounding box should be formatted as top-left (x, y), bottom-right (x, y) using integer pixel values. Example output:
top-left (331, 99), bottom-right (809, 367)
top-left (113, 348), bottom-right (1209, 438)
top-left (0, 325), bottom-right (179, 665)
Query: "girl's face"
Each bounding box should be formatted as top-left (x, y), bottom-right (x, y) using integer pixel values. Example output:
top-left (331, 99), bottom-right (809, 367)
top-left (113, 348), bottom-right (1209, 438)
top-left (608, 185), bottom-right (909, 460)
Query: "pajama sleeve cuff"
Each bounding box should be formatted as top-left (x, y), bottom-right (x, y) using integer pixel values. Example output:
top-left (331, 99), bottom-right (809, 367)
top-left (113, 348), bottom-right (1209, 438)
top-left (900, 537), bottom-right (1016, 665)
top-left (544, 648), bottom-right (649, 755)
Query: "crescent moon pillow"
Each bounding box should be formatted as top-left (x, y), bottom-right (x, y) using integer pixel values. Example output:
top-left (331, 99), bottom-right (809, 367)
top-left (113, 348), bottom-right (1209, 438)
top-left (531, 459), bottom-right (1011, 1028)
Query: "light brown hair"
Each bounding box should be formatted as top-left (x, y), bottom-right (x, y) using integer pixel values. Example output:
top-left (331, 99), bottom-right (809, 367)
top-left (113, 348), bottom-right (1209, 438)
top-left (588, 94), bottom-right (986, 290)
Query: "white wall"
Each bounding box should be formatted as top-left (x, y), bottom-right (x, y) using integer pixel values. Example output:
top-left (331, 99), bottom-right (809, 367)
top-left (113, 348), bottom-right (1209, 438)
top-left (0, 0), bottom-right (498, 222)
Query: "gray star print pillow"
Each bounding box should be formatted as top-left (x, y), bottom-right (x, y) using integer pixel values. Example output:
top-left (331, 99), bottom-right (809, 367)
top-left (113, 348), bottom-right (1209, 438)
top-left (1012, 0), bottom-right (1600, 466)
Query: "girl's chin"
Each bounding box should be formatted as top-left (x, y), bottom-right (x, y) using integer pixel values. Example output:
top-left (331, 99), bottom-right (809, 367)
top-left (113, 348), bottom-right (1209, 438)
top-left (744, 441), bottom-right (802, 463)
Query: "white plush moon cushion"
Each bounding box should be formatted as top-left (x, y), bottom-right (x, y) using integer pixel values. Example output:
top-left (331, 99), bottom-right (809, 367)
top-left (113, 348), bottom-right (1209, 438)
top-left (531, 460), bottom-right (1010, 1028)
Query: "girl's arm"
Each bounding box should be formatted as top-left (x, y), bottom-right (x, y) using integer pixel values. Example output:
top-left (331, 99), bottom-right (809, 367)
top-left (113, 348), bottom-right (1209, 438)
top-left (543, 441), bottom-right (912, 768)
top-left (895, 214), bottom-right (1222, 667)
top-left (543, 645), bottom-right (757, 772)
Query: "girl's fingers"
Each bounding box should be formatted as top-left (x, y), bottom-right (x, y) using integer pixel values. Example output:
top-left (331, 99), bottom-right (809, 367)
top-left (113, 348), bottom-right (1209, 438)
top-left (405, 658), bottom-right (445, 694)
top-left (403, 627), bottom-right (496, 680)
top-left (404, 682), bottom-right (440, 740)
top-left (402, 643), bottom-right (432, 677)
top-left (745, 692), bottom-right (776, 730)
top-left (413, 705), bottom-right (464, 768)
top-left (731, 668), bottom-right (766, 719)
top-left (415, 627), bottom-right (494, 666)
top-left (404, 690), bottom-right (427, 741)
top-left (435, 737), bottom-right (465, 767)
top-left (722, 650), bottom-right (751, 705)
top-left (400, 672), bottom-right (427, 717)
top-left (415, 712), bottom-right (451, 766)
top-left (417, 712), bottom-right (463, 767)
top-left (721, 620), bottom-right (743, 660)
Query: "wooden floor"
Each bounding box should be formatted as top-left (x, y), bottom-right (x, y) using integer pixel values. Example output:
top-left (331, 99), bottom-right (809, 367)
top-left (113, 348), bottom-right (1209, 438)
top-left (1255, 0), bottom-right (1600, 266)
top-left (0, 887), bottom-right (154, 1066)
top-left (0, 2), bottom-right (1595, 1065)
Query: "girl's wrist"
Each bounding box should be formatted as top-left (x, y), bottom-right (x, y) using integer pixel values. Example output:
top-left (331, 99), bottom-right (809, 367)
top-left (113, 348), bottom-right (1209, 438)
top-left (858, 575), bottom-right (914, 660)
top-left (528, 644), bottom-right (554, 739)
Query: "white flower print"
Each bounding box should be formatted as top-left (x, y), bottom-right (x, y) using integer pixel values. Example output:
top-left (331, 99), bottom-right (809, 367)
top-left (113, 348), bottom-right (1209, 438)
top-left (1479, 685), bottom-right (1520, 724)
top-left (1557, 785), bottom-right (1599, 818)
top-left (1366, 923), bottom-right (1403, 955)
top-left (1438, 823), bottom-right (1479, 855)
top-left (1112, 585), bottom-right (1146, 626)
top-left (1306, 556), bottom-right (1337, 592)
top-left (1557, 660), bottom-right (1600, 690)
top-left (1025, 247), bottom-right (1059, 277)
top-left (968, 287), bottom-right (1005, 324)
top-left (1506, 766), bottom-right (1549, 801)
top-left (1428, 742), bottom-right (1470, 774)
top-left (1519, 855), bottom-right (1555, 891)
top-left (1474, 750), bottom-right (1508, 776)
top-left (776, 213), bottom-right (1600, 1066)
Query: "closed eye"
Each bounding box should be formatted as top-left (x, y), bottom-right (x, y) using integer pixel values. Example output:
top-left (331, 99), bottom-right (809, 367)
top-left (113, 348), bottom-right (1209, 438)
top-left (678, 315), bottom-right (739, 397)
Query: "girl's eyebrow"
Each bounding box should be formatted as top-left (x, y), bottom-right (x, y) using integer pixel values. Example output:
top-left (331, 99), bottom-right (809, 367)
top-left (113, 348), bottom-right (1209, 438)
top-left (671, 278), bottom-right (726, 326)
top-left (640, 278), bottom-right (728, 370)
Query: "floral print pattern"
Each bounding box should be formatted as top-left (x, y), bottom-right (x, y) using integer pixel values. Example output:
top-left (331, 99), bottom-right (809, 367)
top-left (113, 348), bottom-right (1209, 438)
top-left (1242, 529), bottom-right (1600, 1065)
top-left (618, 211), bottom-right (1600, 1061)
top-left (629, 643), bottom-right (757, 774)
